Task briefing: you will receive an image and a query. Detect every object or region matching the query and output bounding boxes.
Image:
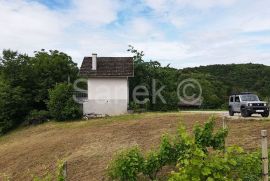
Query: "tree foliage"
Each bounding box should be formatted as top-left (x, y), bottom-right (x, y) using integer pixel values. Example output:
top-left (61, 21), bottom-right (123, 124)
top-left (194, 116), bottom-right (228, 152)
top-left (0, 49), bottom-right (79, 134)
top-left (128, 46), bottom-right (270, 111)
top-left (48, 83), bottom-right (81, 121)
top-left (32, 50), bottom-right (78, 109)
top-left (0, 79), bottom-right (27, 135)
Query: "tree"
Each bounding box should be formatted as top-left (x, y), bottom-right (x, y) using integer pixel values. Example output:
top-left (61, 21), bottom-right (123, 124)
top-left (0, 50), bottom-right (34, 112)
top-left (0, 49), bottom-right (80, 134)
top-left (48, 83), bottom-right (82, 121)
top-left (32, 50), bottom-right (79, 110)
top-left (0, 79), bottom-right (27, 135)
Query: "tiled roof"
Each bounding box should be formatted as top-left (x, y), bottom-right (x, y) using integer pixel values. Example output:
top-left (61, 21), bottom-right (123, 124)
top-left (79, 57), bottom-right (134, 77)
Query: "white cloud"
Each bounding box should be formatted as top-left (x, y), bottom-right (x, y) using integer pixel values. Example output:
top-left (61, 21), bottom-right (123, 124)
top-left (132, 41), bottom-right (190, 63)
top-left (174, 0), bottom-right (237, 9)
top-left (144, 0), bottom-right (237, 11)
top-left (0, 0), bottom-right (64, 52)
top-left (130, 18), bottom-right (154, 36)
top-left (1, 0), bottom-right (270, 68)
top-left (119, 17), bottom-right (165, 41)
top-left (71, 0), bottom-right (121, 25)
top-left (0, 0), bottom-right (122, 61)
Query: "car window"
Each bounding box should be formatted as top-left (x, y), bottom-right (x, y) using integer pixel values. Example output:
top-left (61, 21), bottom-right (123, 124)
top-left (230, 96), bottom-right (234, 102)
top-left (235, 96), bottom-right (240, 102)
top-left (241, 94), bottom-right (259, 101)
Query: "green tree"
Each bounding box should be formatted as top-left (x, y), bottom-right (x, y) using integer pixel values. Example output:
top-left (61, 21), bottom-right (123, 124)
top-left (32, 50), bottom-right (79, 110)
top-left (0, 49), bottom-right (80, 134)
top-left (0, 79), bottom-right (27, 134)
top-left (0, 50), bottom-right (34, 112)
top-left (48, 83), bottom-right (81, 121)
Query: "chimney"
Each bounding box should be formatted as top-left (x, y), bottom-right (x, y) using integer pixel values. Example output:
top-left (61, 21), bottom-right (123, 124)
top-left (92, 53), bottom-right (97, 70)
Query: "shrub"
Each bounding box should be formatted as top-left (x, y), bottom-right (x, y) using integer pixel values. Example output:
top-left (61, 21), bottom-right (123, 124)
top-left (47, 83), bottom-right (82, 121)
top-left (169, 146), bottom-right (243, 181)
top-left (193, 116), bottom-right (228, 152)
top-left (143, 151), bottom-right (161, 180)
top-left (108, 147), bottom-right (144, 181)
top-left (158, 134), bottom-right (175, 165)
top-left (233, 151), bottom-right (261, 181)
top-left (0, 80), bottom-right (28, 135)
top-left (173, 125), bottom-right (194, 163)
top-left (107, 125), bottom-right (196, 180)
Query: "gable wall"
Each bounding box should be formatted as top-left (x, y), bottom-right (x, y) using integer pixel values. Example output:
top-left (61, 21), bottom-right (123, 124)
top-left (83, 77), bottom-right (129, 115)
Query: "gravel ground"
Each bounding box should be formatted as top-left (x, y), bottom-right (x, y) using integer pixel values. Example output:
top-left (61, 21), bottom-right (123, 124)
top-left (181, 110), bottom-right (270, 120)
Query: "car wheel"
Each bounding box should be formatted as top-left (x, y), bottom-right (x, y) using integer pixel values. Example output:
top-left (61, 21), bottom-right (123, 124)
top-left (229, 108), bottom-right (234, 116)
top-left (241, 108), bottom-right (249, 117)
top-left (261, 111), bottom-right (269, 118)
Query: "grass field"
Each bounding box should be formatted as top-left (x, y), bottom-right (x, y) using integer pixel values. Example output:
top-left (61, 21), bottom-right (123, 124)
top-left (1, 112), bottom-right (270, 181)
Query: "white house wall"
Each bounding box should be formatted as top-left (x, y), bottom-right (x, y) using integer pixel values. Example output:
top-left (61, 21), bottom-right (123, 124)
top-left (83, 77), bottom-right (128, 115)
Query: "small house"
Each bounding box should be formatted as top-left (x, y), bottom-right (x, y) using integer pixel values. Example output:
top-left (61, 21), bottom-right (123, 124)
top-left (79, 53), bottom-right (134, 115)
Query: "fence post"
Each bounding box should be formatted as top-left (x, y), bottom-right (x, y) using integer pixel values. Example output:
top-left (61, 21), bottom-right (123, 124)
top-left (261, 130), bottom-right (268, 181)
top-left (63, 161), bottom-right (67, 181)
top-left (222, 116), bottom-right (227, 129)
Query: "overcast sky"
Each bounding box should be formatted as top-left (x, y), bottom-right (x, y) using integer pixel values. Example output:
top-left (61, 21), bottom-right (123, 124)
top-left (1, 0), bottom-right (270, 68)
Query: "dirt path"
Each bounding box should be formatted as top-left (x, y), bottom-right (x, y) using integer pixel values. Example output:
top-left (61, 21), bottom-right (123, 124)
top-left (0, 112), bottom-right (270, 181)
top-left (181, 110), bottom-right (270, 120)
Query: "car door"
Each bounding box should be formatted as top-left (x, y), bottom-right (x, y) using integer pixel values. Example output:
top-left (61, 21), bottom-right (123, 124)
top-left (229, 96), bottom-right (234, 109)
top-left (234, 96), bottom-right (241, 112)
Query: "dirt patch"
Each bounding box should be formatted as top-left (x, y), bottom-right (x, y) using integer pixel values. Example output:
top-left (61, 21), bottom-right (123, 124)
top-left (0, 112), bottom-right (270, 181)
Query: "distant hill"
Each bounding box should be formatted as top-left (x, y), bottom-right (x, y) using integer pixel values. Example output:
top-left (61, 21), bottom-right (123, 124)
top-left (182, 63), bottom-right (270, 96)
top-left (180, 63), bottom-right (270, 107)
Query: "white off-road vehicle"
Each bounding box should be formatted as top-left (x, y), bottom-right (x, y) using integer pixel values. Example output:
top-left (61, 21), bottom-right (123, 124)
top-left (229, 93), bottom-right (269, 117)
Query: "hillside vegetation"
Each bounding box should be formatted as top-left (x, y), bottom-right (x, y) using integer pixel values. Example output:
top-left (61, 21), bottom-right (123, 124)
top-left (183, 63), bottom-right (270, 99)
top-left (128, 46), bottom-right (270, 110)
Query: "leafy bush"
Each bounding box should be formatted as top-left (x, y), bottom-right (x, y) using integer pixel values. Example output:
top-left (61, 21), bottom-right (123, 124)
top-left (0, 80), bottom-right (28, 135)
top-left (143, 151), bottom-right (162, 180)
top-left (143, 128), bottom-right (195, 180)
top-left (108, 147), bottom-right (144, 181)
top-left (233, 151), bottom-right (261, 181)
top-left (158, 134), bottom-right (175, 165)
top-left (193, 116), bottom-right (228, 152)
top-left (169, 146), bottom-right (243, 181)
top-left (48, 83), bottom-right (82, 121)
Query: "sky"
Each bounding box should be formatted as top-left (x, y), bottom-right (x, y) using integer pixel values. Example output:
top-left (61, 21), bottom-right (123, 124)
top-left (1, 0), bottom-right (270, 68)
